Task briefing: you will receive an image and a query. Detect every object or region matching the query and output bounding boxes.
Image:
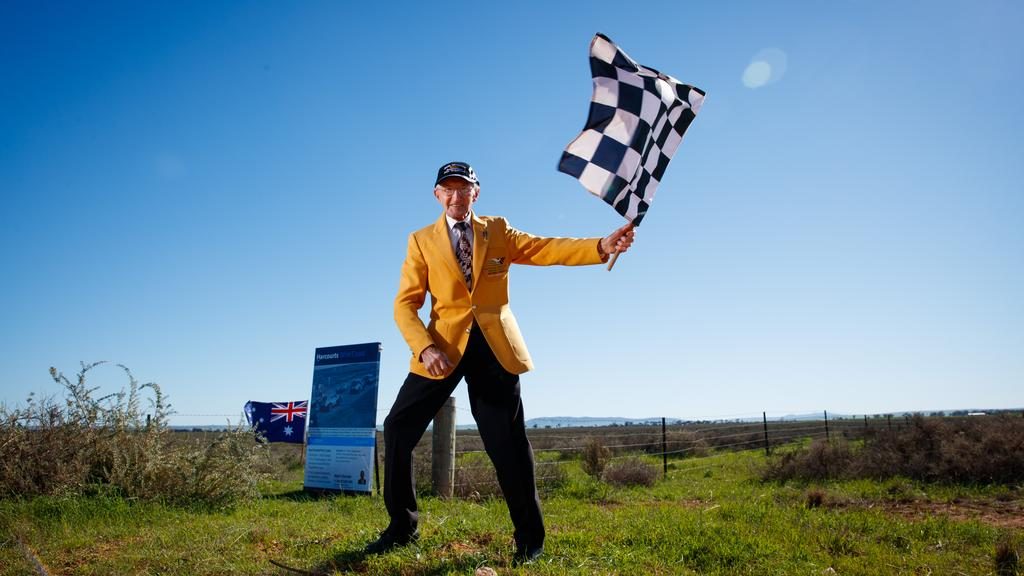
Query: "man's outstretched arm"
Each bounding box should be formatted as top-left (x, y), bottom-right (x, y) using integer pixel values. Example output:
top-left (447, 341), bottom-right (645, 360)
top-left (506, 220), bottom-right (636, 266)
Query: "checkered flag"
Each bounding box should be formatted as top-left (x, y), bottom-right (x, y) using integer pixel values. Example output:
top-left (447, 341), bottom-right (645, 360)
top-left (559, 33), bottom-right (705, 225)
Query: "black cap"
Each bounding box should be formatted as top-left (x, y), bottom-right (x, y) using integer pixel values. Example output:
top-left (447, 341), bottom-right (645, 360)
top-left (435, 161), bottom-right (479, 186)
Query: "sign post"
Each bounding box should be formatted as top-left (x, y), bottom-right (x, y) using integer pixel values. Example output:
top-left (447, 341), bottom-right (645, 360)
top-left (303, 342), bottom-right (381, 494)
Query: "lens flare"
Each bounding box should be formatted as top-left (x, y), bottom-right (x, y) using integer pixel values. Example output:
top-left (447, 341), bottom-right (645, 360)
top-left (742, 48), bottom-right (788, 89)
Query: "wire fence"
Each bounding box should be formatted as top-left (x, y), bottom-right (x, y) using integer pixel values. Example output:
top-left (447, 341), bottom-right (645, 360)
top-left (399, 410), bottom-right (912, 496)
top-left (172, 408), bottom-right (1018, 498)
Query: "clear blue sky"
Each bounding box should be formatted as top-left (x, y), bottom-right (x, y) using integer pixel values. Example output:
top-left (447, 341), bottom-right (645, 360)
top-left (2, 1), bottom-right (1022, 426)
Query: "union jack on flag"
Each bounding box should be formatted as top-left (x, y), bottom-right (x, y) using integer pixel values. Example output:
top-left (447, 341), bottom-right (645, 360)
top-left (270, 401), bottom-right (308, 423)
top-left (244, 400), bottom-right (308, 444)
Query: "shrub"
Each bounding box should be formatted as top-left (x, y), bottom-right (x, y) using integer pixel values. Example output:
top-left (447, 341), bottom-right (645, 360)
top-left (452, 455), bottom-right (568, 499)
top-left (818, 526), bottom-right (858, 557)
top-left (806, 488), bottom-right (827, 509)
top-left (0, 362), bottom-right (266, 506)
top-left (996, 533), bottom-right (1020, 576)
top-left (761, 414), bottom-right (1024, 485)
top-left (413, 453), bottom-right (434, 495)
top-left (581, 437), bottom-right (611, 478)
top-left (665, 429), bottom-right (710, 458)
top-left (762, 439), bottom-right (854, 482)
top-left (453, 453), bottom-right (501, 499)
top-left (535, 460), bottom-right (568, 493)
top-left (602, 457), bottom-right (658, 487)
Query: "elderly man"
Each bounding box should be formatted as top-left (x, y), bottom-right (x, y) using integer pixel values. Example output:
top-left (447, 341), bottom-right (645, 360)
top-left (367, 161), bottom-right (634, 563)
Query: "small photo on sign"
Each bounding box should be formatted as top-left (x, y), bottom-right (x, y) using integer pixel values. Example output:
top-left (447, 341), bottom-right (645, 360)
top-left (310, 362), bottom-right (378, 429)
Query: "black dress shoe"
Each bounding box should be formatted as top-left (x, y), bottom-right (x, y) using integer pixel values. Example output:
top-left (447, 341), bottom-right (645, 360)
top-left (513, 544), bottom-right (543, 565)
top-left (364, 530), bottom-right (419, 555)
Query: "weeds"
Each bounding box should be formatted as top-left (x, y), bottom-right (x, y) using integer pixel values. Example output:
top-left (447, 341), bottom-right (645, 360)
top-left (451, 455), bottom-right (568, 499)
top-left (453, 455), bottom-right (500, 499)
top-left (996, 533), bottom-right (1020, 576)
top-left (763, 439), bottom-right (854, 482)
top-left (535, 459), bottom-right (568, 492)
top-left (819, 526), bottom-right (859, 557)
top-left (806, 488), bottom-right (827, 508)
top-left (0, 362), bottom-right (266, 506)
top-left (602, 456), bottom-right (658, 487)
top-left (762, 414), bottom-right (1024, 485)
top-left (581, 436), bottom-right (611, 478)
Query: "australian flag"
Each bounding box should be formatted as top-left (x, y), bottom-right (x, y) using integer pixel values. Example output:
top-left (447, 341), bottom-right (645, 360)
top-left (244, 400), bottom-right (308, 444)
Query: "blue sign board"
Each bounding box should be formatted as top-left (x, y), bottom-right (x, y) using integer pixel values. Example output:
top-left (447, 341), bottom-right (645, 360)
top-left (303, 342), bottom-right (380, 493)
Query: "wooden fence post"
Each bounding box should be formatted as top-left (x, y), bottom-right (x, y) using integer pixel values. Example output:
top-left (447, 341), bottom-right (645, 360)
top-left (432, 397), bottom-right (456, 499)
top-left (824, 410), bottom-right (830, 442)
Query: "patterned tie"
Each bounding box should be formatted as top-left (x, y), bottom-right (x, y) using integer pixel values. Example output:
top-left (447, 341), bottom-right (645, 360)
top-left (454, 221), bottom-right (473, 289)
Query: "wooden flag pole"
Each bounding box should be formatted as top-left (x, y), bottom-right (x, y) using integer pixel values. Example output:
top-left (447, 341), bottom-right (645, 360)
top-left (606, 251), bottom-right (621, 271)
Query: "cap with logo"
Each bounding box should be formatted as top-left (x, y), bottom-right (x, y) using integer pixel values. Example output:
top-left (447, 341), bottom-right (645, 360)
top-left (435, 161), bottom-right (480, 186)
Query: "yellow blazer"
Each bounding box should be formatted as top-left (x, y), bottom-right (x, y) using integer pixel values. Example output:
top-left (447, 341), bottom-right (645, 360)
top-left (395, 212), bottom-right (605, 379)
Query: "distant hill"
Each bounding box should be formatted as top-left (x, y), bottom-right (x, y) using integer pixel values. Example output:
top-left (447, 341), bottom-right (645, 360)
top-left (172, 408), bottom-right (1022, 432)
top-left (525, 416), bottom-right (669, 429)
top-left (171, 425), bottom-right (235, 432)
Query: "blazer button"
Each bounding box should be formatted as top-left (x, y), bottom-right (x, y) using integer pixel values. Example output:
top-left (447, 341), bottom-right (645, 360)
top-left (466, 328), bottom-right (471, 334)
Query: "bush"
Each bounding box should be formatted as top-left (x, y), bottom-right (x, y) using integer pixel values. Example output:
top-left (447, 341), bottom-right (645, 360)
top-left (602, 457), bottom-right (658, 487)
top-left (413, 452), bottom-right (434, 495)
top-left (453, 454), bottom-right (500, 499)
top-left (665, 429), bottom-right (710, 458)
top-left (581, 437), bottom-right (611, 478)
top-left (762, 414), bottom-right (1024, 485)
top-left (805, 488), bottom-right (827, 509)
top-left (996, 533), bottom-right (1020, 576)
top-left (762, 439), bottom-right (855, 482)
top-left (535, 459), bottom-right (568, 493)
top-left (452, 454), bottom-right (568, 499)
top-left (0, 362), bottom-right (267, 506)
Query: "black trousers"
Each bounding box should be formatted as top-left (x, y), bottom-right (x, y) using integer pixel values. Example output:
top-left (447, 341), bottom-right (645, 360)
top-left (382, 324), bottom-right (544, 550)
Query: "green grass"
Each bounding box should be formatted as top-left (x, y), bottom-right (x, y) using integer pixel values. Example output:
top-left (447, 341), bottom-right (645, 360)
top-left (1, 449), bottom-right (1020, 575)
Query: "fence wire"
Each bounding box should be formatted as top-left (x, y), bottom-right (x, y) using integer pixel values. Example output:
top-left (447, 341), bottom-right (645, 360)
top-left (417, 413), bottom-right (869, 494)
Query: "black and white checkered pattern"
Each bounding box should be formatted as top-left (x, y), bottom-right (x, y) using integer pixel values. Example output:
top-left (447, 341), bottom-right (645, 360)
top-left (558, 33), bottom-right (705, 225)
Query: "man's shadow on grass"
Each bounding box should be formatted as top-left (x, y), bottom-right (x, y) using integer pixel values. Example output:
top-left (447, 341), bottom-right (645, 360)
top-left (298, 546), bottom-right (499, 576)
top-left (265, 489), bottom-right (373, 502)
top-left (264, 489), bottom-right (325, 502)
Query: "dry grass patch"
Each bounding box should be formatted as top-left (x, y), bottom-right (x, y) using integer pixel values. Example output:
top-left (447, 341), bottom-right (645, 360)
top-left (763, 414), bottom-right (1024, 485)
top-left (0, 362), bottom-right (267, 506)
top-left (602, 456), bottom-right (658, 487)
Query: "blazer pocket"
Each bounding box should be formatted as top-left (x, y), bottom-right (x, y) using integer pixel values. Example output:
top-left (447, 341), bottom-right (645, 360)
top-left (483, 247), bottom-right (509, 277)
top-left (484, 260), bottom-right (509, 277)
top-left (499, 313), bottom-right (529, 362)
